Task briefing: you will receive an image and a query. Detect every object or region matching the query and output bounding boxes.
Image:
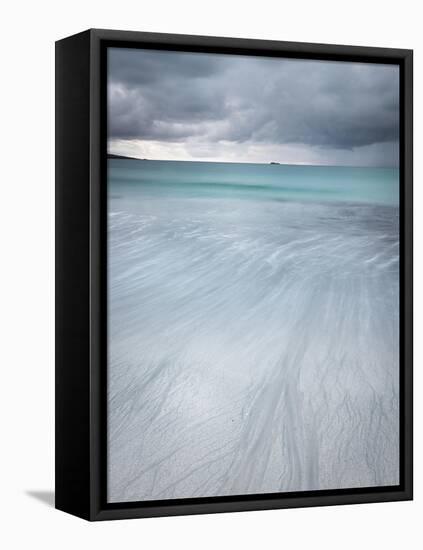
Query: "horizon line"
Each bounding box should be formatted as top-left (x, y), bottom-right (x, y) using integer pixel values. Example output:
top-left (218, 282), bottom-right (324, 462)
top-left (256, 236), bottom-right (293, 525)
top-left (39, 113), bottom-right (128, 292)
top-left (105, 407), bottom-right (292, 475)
top-left (107, 153), bottom-right (398, 170)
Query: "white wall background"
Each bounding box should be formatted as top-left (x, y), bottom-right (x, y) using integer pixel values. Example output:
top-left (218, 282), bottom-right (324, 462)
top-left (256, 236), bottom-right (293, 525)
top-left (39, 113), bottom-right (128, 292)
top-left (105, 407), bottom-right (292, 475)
top-left (0, 1), bottom-right (420, 548)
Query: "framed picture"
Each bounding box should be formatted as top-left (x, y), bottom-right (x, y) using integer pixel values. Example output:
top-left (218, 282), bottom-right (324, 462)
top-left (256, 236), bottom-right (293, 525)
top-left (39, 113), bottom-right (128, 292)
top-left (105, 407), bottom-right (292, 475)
top-left (55, 29), bottom-right (413, 521)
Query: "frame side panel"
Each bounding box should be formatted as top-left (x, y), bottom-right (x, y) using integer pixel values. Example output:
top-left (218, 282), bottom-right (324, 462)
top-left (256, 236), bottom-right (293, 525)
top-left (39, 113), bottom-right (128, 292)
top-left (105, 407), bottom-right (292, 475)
top-left (55, 31), bottom-right (92, 520)
top-left (402, 50), bottom-right (413, 499)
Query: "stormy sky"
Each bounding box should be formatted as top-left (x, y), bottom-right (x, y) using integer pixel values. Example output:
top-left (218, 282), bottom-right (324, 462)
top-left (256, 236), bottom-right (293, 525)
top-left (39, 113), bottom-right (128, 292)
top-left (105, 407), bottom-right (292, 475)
top-left (108, 47), bottom-right (399, 166)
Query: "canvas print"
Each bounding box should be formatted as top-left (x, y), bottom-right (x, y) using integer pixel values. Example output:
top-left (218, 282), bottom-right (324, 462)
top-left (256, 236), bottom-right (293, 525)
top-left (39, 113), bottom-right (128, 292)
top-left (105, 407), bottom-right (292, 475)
top-left (107, 47), bottom-right (400, 503)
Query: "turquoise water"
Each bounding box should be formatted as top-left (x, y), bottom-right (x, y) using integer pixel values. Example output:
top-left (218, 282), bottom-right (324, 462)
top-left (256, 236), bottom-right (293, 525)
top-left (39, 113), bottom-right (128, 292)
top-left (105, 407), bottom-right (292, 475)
top-left (109, 159), bottom-right (399, 206)
top-left (108, 158), bottom-right (399, 502)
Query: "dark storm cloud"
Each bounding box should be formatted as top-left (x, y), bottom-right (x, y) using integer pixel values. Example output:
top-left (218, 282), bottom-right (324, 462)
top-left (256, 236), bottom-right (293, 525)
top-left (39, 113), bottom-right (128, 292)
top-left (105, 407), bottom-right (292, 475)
top-left (108, 47), bottom-right (399, 163)
top-left (108, 49), bottom-right (232, 141)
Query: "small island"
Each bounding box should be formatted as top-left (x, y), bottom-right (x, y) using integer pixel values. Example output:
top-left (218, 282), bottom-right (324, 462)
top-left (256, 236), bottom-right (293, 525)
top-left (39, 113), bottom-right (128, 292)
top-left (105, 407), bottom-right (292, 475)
top-left (269, 161), bottom-right (281, 165)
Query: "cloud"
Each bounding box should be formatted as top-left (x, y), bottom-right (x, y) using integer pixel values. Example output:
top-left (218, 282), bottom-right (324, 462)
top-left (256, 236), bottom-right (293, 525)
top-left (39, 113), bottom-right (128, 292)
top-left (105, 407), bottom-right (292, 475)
top-left (108, 48), bottom-right (399, 166)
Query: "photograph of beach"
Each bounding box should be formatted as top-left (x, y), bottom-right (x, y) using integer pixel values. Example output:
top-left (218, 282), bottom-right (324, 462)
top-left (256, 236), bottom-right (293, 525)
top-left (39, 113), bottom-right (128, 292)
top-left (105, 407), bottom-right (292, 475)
top-left (106, 47), bottom-right (400, 503)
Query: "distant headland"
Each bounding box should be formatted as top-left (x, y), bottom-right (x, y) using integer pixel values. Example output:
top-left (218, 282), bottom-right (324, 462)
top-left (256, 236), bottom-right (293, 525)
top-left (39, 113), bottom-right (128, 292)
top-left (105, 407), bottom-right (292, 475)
top-left (108, 153), bottom-right (149, 161)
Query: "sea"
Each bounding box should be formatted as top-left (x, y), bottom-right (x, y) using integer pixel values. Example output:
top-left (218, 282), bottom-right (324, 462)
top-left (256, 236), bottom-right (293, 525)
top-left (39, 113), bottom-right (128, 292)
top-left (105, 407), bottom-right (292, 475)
top-left (107, 159), bottom-right (400, 503)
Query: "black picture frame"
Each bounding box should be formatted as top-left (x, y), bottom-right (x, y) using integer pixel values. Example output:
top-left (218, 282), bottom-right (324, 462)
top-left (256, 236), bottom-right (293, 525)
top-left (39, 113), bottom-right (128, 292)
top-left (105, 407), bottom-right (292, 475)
top-left (55, 28), bottom-right (413, 521)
